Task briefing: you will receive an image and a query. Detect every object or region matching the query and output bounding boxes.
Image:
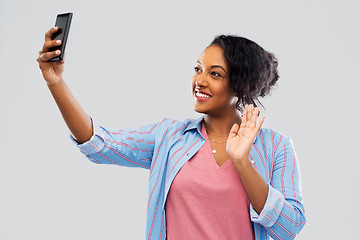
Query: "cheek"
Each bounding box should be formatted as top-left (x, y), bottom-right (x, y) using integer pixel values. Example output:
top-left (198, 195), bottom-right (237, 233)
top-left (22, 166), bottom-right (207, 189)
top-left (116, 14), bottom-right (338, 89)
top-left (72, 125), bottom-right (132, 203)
top-left (217, 84), bottom-right (236, 100)
top-left (227, 87), bottom-right (236, 98)
top-left (214, 83), bottom-right (228, 95)
top-left (191, 75), bottom-right (197, 87)
top-left (223, 81), bottom-right (235, 97)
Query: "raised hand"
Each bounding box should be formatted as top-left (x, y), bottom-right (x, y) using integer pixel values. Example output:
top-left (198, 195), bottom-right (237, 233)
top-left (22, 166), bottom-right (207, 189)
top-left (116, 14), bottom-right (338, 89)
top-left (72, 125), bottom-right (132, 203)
top-left (226, 104), bottom-right (265, 165)
top-left (37, 27), bottom-right (65, 86)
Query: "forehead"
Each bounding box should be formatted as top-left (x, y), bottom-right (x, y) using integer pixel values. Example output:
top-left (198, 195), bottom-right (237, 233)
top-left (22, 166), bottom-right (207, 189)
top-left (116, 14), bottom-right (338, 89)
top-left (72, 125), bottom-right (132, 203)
top-left (198, 45), bottom-right (227, 69)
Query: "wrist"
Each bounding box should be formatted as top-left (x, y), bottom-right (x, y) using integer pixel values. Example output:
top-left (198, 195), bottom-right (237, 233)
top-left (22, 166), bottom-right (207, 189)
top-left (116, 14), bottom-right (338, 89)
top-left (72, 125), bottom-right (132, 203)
top-left (47, 76), bottom-right (64, 88)
top-left (232, 157), bottom-right (253, 169)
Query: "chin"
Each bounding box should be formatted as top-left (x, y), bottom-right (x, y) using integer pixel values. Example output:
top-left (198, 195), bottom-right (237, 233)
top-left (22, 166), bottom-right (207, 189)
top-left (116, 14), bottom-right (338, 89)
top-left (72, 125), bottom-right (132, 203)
top-left (193, 105), bottom-right (210, 115)
top-left (193, 105), bottom-right (205, 114)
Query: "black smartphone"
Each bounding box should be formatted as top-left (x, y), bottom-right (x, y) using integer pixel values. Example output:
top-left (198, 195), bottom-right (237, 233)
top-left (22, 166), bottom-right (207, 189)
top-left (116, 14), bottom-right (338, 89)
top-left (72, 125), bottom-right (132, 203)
top-left (48, 12), bottom-right (73, 62)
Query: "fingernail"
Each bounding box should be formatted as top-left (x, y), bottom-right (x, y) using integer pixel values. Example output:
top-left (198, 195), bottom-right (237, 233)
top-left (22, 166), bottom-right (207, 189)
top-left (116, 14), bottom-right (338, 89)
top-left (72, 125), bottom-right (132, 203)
top-left (53, 26), bottom-right (58, 30)
top-left (56, 40), bottom-right (61, 44)
top-left (55, 50), bottom-right (60, 55)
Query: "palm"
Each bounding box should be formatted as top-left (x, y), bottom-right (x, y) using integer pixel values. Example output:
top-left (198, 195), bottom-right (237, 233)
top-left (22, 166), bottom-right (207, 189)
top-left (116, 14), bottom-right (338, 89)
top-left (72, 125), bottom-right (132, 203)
top-left (41, 61), bottom-right (64, 82)
top-left (226, 105), bottom-right (265, 163)
top-left (37, 27), bottom-right (65, 85)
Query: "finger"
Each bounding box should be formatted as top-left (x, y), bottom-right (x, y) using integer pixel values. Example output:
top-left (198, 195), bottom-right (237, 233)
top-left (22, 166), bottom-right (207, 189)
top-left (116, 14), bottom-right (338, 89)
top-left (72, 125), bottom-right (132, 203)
top-left (249, 104), bottom-right (253, 116)
top-left (241, 108), bottom-right (248, 126)
top-left (45, 27), bottom-right (59, 41)
top-left (246, 105), bottom-right (253, 127)
top-left (38, 50), bottom-right (61, 62)
top-left (41, 39), bottom-right (62, 53)
top-left (229, 123), bottom-right (240, 137)
top-left (256, 116), bottom-right (266, 131)
top-left (250, 107), bottom-right (259, 128)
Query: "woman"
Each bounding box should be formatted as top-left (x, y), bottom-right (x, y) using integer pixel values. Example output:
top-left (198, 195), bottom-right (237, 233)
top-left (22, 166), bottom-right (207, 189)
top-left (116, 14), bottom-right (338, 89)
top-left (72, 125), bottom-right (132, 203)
top-left (37, 27), bottom-right (306, 239)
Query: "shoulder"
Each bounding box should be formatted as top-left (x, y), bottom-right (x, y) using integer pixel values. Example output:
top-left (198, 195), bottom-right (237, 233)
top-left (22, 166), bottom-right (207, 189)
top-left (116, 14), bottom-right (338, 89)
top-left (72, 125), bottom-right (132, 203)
top-left (156, 117), bottom-right (198, 128)
top-left (255, 127), bottom-right (293, 149)
top-left (154, 117), bottom-right (202, 134)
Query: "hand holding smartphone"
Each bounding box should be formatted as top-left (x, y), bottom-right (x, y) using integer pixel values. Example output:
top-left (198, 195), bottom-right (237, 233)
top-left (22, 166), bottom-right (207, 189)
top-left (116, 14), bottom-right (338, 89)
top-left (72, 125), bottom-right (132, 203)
top-left (47, 12), bottom-right (73, 62)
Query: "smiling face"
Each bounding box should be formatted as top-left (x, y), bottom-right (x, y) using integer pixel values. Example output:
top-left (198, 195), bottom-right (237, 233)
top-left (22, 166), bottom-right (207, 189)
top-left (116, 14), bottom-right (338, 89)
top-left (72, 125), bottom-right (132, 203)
top-left (192, 45), bottom-right (238, 117)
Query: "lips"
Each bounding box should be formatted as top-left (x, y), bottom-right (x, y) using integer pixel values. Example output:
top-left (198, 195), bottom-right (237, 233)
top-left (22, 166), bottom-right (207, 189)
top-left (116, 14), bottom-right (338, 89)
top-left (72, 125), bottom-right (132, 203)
top-left (194, 89), bottom-right (212, 101)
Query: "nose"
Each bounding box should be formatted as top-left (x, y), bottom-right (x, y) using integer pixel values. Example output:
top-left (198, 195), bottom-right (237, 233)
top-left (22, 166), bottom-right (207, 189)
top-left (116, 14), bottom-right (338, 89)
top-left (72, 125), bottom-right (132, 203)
top-left (195, 73), bottom-right (207, 88)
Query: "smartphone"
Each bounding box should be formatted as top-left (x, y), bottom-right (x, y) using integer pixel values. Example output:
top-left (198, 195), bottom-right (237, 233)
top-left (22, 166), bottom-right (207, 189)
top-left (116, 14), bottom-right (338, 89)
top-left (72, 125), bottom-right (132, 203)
top-left (48, 12), bottom-right (73, 62)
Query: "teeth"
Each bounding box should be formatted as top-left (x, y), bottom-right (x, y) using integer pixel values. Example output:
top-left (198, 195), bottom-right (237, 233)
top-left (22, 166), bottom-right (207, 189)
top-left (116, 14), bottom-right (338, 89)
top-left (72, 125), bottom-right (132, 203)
top-left (196, 92), bottom-right (211, 98)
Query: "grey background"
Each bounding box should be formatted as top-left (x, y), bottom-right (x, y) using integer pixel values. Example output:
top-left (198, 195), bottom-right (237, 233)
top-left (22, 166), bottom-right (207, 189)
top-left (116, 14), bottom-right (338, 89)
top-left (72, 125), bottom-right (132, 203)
top-left (1, 0), bottom-right (359, 239)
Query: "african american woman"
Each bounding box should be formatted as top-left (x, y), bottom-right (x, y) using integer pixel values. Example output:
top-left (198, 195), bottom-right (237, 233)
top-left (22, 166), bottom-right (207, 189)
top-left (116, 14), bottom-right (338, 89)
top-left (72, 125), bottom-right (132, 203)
top-left (37, 28), bottom-right (306, 240)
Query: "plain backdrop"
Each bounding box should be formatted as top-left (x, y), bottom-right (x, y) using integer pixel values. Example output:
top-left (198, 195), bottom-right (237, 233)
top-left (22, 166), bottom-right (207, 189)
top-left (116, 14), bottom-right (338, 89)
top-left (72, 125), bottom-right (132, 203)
top-left (1, 0), bottom-right (359, 239)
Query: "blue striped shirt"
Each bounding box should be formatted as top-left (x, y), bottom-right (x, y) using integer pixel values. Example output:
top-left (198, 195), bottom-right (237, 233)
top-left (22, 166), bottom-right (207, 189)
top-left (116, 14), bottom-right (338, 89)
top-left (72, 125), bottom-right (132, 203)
top-left (70, 116), bottom-right (306, 240)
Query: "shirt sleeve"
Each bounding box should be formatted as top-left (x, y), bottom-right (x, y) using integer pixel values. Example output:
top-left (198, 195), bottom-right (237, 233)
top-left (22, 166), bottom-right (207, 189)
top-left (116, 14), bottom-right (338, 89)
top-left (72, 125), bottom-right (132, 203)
top-left (250, 136), bottom-right (306, 240)
top-left (70, 117), bottom-right (160, 170)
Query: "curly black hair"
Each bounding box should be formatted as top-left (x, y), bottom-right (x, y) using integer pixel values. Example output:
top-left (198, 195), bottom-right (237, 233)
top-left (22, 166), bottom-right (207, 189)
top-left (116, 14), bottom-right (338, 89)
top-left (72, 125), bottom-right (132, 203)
top-left (209, 35), bottom-right (279, 112)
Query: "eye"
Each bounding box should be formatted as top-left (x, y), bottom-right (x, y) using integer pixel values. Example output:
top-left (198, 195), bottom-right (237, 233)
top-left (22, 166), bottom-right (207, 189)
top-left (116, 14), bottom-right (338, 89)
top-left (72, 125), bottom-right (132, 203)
top-left (194, 67), bottom-right (202, 73)
top-left (211, 71), bottom-right (221, 77)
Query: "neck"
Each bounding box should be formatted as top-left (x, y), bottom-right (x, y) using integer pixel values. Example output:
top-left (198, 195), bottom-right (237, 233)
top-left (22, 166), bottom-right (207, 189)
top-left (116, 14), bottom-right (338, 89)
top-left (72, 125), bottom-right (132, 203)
top-left (203, 110), bottom-right (242, 137)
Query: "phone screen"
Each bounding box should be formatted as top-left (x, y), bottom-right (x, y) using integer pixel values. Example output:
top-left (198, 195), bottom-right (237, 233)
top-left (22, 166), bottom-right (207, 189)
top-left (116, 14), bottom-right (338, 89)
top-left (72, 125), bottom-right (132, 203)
top-left (48, 13), bottom-right (72, 61)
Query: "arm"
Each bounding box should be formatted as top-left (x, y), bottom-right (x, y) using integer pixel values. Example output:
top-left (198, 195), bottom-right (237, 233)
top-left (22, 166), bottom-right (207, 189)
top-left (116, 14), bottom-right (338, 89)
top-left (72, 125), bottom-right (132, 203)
top-left (37, 27), bottom-right (92, 144)
top-left (227, 105), bottom-right (268, 213)
top-left (227, 105), bottom-right (306, 239)
top-left (47, 78), bottom-right (93, 144)
top-left (70, 120), bottom-right (159, 169)
top-left (232, 158), bottom-right (268, 214)
top-left (250, 136), bottom-right (306, 240)
top-left (38, 27), bottom-right (159, 169)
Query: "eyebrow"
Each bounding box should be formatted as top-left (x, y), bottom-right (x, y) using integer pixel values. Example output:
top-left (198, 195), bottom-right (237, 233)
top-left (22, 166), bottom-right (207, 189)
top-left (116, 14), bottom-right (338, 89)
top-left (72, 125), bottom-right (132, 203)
top-left (196, 60), bottom-right (227, 73)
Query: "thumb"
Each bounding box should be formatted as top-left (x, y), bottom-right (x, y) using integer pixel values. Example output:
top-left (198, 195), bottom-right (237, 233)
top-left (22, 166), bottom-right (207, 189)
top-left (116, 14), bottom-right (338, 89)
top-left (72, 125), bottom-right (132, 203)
top-left (229, 123), bottom-right (240, 138)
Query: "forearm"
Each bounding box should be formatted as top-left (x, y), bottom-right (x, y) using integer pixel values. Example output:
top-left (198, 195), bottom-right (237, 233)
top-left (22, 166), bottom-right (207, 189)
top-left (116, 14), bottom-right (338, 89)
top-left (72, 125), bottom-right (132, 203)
top-left (47, 78), bottom-right (92, 144)
top-left (233, 159), bottom-right (268, 214)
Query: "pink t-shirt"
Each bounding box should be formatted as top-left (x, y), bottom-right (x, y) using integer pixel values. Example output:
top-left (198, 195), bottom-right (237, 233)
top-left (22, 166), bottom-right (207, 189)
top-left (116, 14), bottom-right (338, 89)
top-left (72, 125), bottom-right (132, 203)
top-left (165, 122), bottom-right (254, 240)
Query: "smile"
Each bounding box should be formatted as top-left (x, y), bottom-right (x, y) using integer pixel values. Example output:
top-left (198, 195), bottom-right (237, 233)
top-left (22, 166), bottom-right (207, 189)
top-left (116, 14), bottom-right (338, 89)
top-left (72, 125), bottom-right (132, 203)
top-left (195, 90), bottom-right (212, 101)
top-left (196, 92), bottom-right (211, 98)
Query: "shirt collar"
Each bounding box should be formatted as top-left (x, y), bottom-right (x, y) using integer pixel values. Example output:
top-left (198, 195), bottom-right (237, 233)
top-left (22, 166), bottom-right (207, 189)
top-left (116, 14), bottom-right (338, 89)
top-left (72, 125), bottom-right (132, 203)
top-left (183, 115), bottom-right (260, 144)
top-left (184, 115), bottom-right (205, 134)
